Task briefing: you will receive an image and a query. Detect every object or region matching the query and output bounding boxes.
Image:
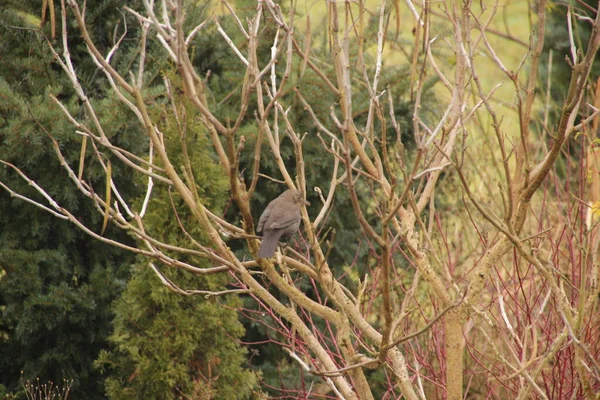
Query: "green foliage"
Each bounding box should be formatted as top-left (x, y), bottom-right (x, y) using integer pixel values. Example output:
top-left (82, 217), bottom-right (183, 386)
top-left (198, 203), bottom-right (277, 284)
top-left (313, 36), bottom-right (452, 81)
top-left (97, 265), bottom-right (256, 400)
top-left (1, 1), bottom-right (257, 397)
top-left (541, 0), bottom-right (600, 102)
top-left (1, 0), bottom-right (436, 397)
top-left (94, 70), bottom-right (257, 399)
top-left (0, 2), bottom-right (146, 398)
top-left (538, 0), bottom-right (599, 179)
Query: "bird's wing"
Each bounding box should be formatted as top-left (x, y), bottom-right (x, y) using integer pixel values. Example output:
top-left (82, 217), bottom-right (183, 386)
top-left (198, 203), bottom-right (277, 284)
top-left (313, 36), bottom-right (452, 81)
top-left (257, 204), bottom-right (271, 233)
top-left (264, 206), bottom-right (299, 230)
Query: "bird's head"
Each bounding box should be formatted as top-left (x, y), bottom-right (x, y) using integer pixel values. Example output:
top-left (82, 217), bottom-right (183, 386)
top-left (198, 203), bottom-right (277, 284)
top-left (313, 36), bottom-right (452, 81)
top-left (288, 189), bottom-right (310, 206)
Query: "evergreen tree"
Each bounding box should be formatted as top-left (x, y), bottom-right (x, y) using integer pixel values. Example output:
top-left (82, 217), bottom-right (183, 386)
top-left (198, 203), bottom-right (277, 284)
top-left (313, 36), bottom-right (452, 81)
top-left (98, 265), bottom-right (258, 400)
top-left (0, 2), bottom-right (146, 398)
top-left (1, 1), bottom-right (258, 398)
top-left (1, 0), bottom-right (434, 397)
top-left (538, 0), bottom-right (600, 179)
top-left (94, 78), bottom-right (257, 399)
top-left (541, 0), bottom-right (600, 102)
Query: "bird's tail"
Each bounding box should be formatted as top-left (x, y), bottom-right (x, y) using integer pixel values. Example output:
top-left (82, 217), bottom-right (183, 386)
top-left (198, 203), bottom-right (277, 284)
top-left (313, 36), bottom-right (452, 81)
top-left (258, 231), bottom-right (282, 258)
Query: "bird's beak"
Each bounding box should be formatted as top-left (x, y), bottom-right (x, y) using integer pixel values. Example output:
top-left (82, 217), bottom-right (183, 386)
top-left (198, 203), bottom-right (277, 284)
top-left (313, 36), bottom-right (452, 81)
top-left (304, 199), bottom-right (310, 206)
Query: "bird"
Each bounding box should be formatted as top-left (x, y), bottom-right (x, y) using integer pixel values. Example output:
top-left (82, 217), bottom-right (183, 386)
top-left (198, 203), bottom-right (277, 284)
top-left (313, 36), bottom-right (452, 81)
top-left (257, 189), bottom-right (310, 258)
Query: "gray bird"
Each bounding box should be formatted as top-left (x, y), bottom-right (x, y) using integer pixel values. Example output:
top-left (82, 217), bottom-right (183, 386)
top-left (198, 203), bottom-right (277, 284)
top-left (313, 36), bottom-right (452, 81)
top-left (257, 189), bottom-right (310, 258)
